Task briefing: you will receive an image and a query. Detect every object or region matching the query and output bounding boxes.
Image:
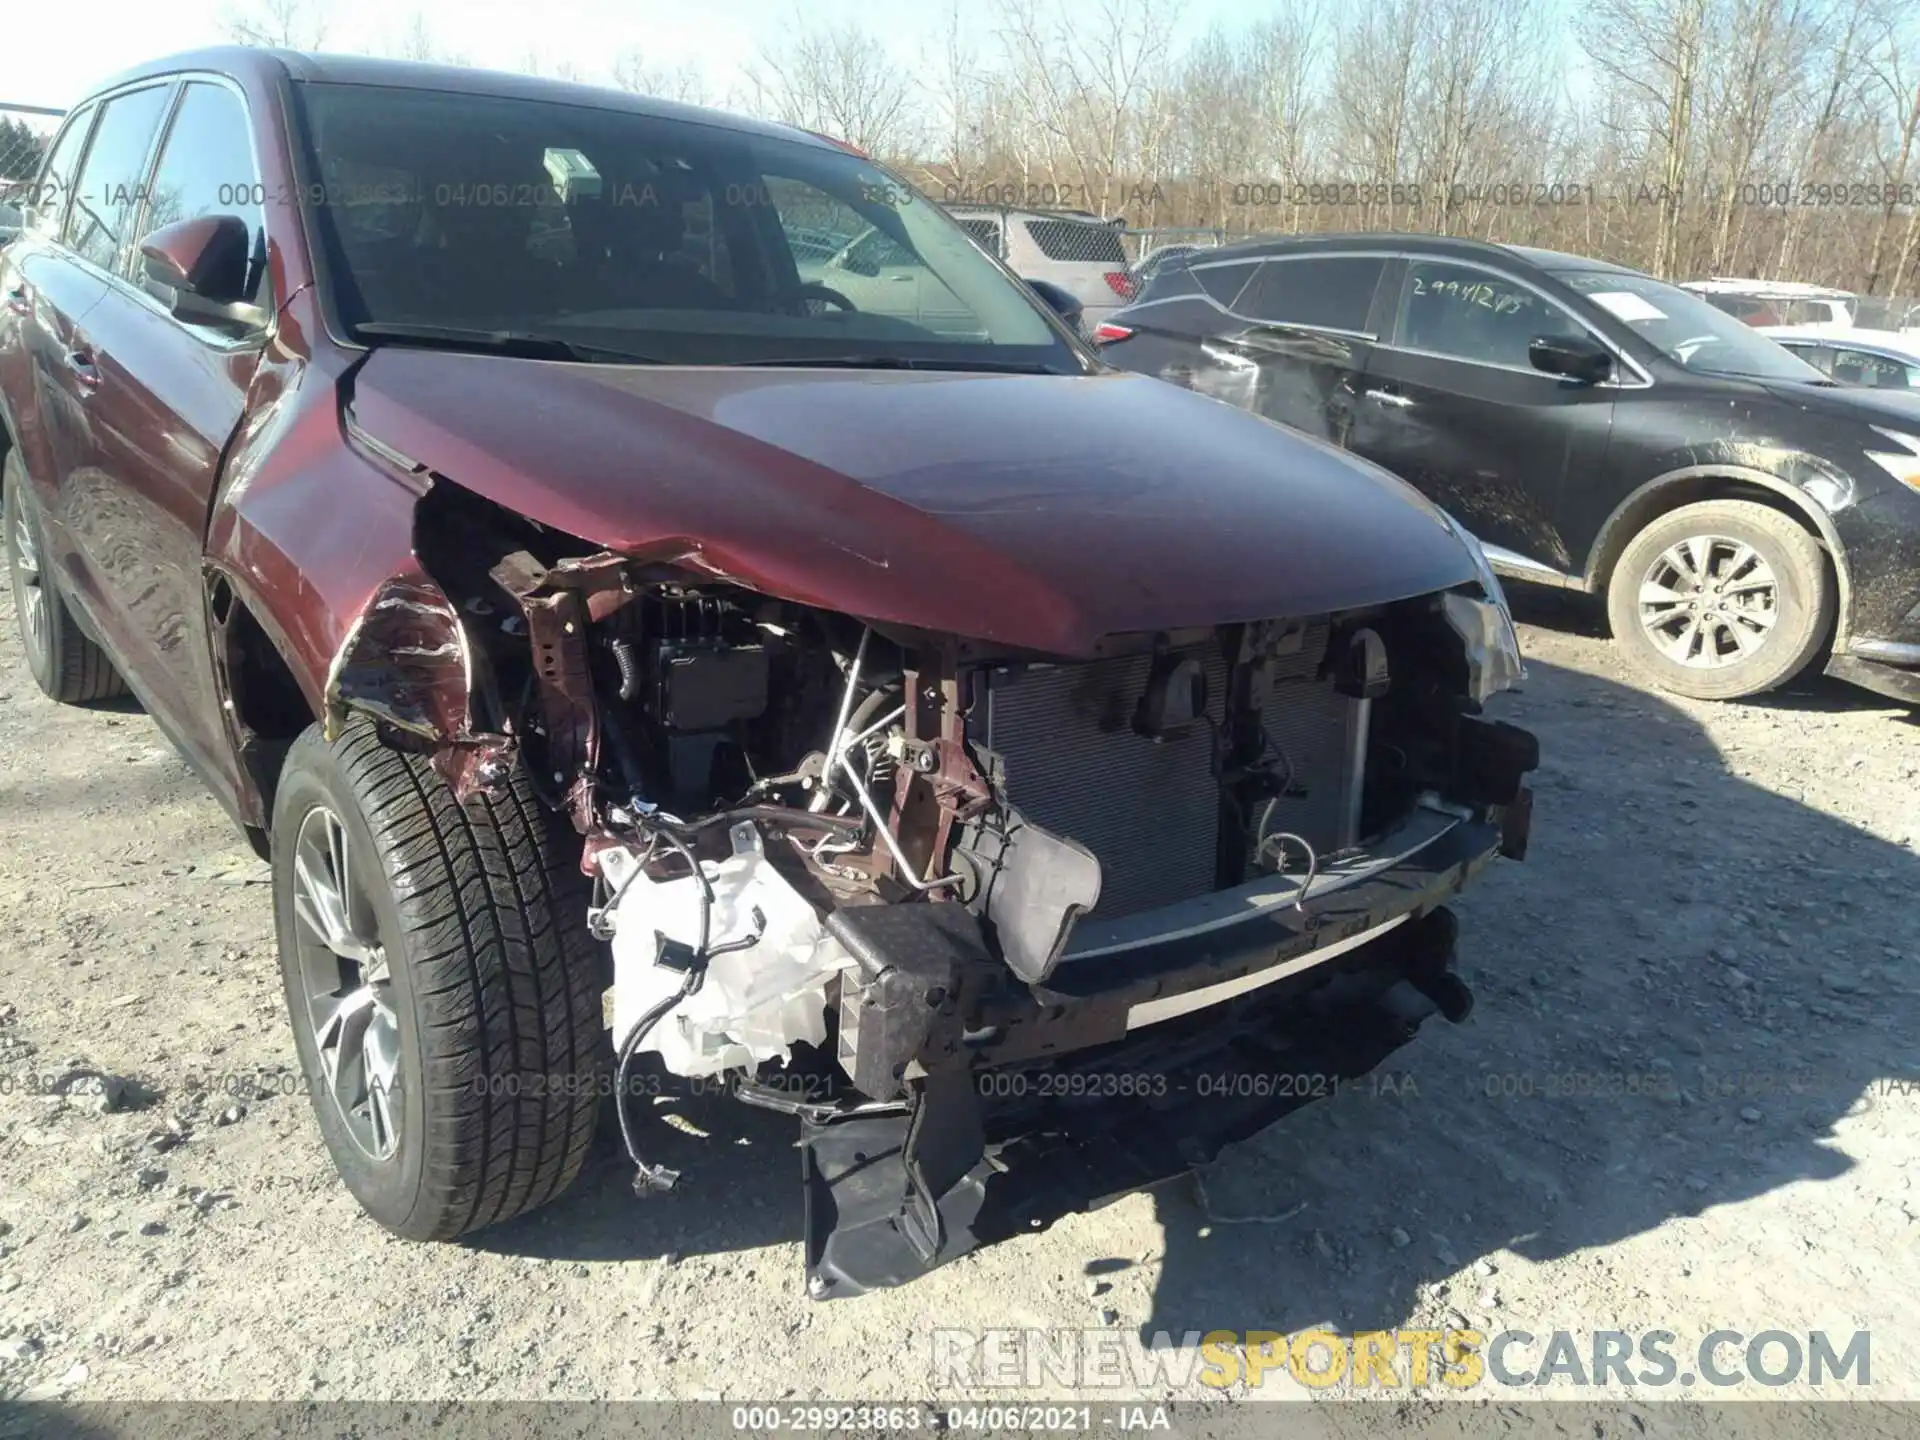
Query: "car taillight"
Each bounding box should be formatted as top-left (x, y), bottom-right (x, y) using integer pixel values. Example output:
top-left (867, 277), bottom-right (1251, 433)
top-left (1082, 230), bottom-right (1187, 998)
top-left (1092, 323), bottom-right (1134, 345)
top-left (1103, 271), bottom-right (1136, 298)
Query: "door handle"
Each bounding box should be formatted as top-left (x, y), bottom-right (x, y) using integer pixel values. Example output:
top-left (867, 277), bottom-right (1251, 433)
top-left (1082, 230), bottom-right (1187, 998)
top-left (4, 286), bottom-right (28, 317)
top-left (1363, 388), bottom-right (1412, 409)
top-left (886, 274), bottom-right (915, 283)
top-left (64, 349), bottom-right (101, 392)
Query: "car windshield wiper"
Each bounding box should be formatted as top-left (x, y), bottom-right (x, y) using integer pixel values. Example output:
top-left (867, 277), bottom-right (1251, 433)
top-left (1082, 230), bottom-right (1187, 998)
top-left (351, 322), bottom-right (665, 365)
top-left (730, 354), bottom-right (1060, 375)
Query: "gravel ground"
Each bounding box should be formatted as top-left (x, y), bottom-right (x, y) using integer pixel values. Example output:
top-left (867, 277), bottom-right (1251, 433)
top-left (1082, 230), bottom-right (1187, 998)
top-left (0, 582), bottom-right (1915, 1410)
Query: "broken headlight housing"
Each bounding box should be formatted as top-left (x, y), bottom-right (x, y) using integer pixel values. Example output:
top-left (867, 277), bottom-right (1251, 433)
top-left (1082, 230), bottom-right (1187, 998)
top-left (1436, 511), bottom-right (1525, 704)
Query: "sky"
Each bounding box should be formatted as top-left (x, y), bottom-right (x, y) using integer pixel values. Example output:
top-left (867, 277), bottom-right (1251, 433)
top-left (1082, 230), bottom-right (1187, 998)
top-left (0, 0), bottom-right (1275, 119)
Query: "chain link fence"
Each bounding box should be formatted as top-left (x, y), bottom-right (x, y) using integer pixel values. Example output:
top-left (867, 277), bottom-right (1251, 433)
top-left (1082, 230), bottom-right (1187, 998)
top-left (1855, 296), bottom-right (1920, 330)
top-left (1, 103), bottom-right (65, 242)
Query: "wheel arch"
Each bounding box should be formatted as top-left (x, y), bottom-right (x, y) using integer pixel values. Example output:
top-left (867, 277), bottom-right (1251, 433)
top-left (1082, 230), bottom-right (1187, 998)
top-left (205, 564), bottom-right (323, 852)
top-left (1581, 465), bottom-right (1852, 652)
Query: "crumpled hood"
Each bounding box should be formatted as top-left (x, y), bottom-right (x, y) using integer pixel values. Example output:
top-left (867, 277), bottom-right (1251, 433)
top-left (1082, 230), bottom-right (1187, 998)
top-left (350, 350), bottom-right (1479, 655)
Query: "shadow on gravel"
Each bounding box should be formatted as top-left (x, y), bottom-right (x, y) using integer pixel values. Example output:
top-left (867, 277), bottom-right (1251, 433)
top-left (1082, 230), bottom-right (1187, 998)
top-left (1137, 653), bottom-right (1919, 1342)
top-left (1505, 583), bottom-right (1612, 639)
top-left (1506, 582), bottom-right (1916, 719)
top-left (469, 652), bottom-right (1917, 1334)
top-left (466, 1083), bottom-right (799, 1265)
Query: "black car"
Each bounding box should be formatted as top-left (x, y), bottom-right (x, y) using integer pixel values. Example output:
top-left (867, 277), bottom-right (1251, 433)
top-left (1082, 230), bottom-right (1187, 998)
top-left (1099, 234), bottom-right (1920, 703)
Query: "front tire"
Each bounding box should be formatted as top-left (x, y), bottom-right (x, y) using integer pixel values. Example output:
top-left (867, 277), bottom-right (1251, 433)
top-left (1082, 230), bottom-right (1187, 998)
top-left (4, 450), bottom-right (128, 704)
top-left (271, 719), bottom-right (608, 1240)
top-left (1606, 499), bottom-right (1832, 700)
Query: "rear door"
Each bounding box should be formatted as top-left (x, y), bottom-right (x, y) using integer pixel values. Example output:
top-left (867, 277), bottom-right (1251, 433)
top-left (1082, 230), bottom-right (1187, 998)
top-left (59, 78), bottom-right (271, 792)
top-left (1348, 256), bottom-right (1619, 573)
top-left (1224, 253), bottom-right (1389, 447)
top-left (37, 84), bottom-right (175, 626)
top-left (1, 103), bottom-right (98, 523)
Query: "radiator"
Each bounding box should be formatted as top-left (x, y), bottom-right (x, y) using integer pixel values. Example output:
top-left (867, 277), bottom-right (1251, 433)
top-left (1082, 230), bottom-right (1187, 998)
top-left (970, 623), bottom-right (1356, 920)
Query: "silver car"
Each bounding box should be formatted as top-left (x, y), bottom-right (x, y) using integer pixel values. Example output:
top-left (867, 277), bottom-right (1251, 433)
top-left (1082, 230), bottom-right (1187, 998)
top-left (946, 205), bottom-right (1135, 330)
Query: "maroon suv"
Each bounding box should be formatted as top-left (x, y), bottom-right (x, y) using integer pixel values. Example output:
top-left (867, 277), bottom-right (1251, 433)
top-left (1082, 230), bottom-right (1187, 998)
top-left (0, 49), bottom-right (1536, 1295)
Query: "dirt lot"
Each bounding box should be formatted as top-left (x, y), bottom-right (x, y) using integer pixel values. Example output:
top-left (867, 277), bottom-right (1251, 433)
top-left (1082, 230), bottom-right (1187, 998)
top-left (0, 582), bottom-right (1915, 1409)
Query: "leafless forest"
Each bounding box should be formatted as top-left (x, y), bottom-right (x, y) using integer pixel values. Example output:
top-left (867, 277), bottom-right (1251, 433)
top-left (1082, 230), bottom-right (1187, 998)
top-left (763, 0), bottom-right (1920, 297)
top-left (170, 0), bottom-right (1920, 294)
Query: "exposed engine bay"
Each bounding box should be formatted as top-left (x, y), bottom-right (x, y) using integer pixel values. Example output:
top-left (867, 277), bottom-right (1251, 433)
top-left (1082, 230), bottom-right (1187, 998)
top-left (328, 482), bottom-right (1539, 1295)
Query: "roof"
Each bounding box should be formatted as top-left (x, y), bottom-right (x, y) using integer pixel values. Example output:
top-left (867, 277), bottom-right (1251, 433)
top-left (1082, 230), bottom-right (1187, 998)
top-left (1178, 232), bottom-right (1642, 277)
top-left (1681, 277), bottom-right (1856, 299)
top-left (1500, 244), bottom-right (1633, 273)
top-left (80, 47), bottom-right (829, 151)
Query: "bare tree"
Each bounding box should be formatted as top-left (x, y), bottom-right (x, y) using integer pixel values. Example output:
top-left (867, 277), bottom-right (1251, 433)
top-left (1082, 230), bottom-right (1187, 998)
top-left (920, 1), bottom-right (996, 192)
top-left (1773, 0), bottom-right (1878, 276)
top-left (748, 17), bottom-right (920, 161)
top-left (1322, 0), bottom-right (1423, 228)
top-left (223, 0), bottom-right (331, 49)
top-left (992, 0), bottom-right (1184, 214)
top-left (517, 49), bottom-right (589, 82)
top-left (1861, 8), bottom-right (1920, 292)
top-left (1583, 0), bottom-right (1716, 277)
top-left (610, 48), bottom-right (711, 105)
top-left (200, 0), bottom-right (1907, 297)
top-left (386, 11), bottom-right (465, 66)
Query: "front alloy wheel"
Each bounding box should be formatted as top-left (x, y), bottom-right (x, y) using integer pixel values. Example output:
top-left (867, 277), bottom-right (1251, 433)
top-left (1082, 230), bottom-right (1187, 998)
top-left (272, 720), bottom-right (608, 1241)
top-left (1607, 498), bottom-right (1833, 701)
top-left (289, 804), bottom-right (402, 1161)
top-left (1636, 534), bottom-right (1779, 669)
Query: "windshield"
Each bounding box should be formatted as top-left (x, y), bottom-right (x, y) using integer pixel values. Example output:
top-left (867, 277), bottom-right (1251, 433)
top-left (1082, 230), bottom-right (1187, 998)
top-left (1563, 272), bottom-right (1825, 381)
top-left (293, 83), bottom-right (1081, 371)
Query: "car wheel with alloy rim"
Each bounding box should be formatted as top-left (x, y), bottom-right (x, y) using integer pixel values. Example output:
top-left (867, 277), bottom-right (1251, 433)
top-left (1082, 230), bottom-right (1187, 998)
top-left (1607, 498), bottom-right (1832, 700)
top-left (271, 719), bottom-right (609, 1240)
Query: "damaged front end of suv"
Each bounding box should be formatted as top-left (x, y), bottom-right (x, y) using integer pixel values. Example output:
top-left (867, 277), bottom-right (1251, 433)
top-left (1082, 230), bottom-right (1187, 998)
top-left (324, 456), bottom-right (1536, 1298)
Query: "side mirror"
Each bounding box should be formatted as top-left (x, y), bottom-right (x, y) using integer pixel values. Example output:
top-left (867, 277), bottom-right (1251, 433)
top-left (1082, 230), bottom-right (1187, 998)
top-left (139, 214), bottom-right (266, 328)
top-left (1529, 333), bottom-right (1613, 384)
top-left (1025, 278), bottom-right (1083, 330)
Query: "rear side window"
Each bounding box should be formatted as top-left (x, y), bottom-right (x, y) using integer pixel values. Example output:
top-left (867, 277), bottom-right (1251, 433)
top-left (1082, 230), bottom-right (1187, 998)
top-left (1831, 348), bottom-right (1918, 388)
top-left (1783, 343), bottom-right (1832, 374)
top-left (63, 85), bottom-right (171, 272)
top-left (28, 107), bottom-right (93, 237)
top-left (1021, 217), bottom-right (1126, 264)
top-left (1718, 295), bottom-right (1779, 325)
top-left (140, 83), bottom-right (267, 298)
top-left (1237, 256), bottom-right (1385, 332)
top-left (1191, 260), bottom-right (1257, 307)
top-left (1783, 299), bottom-right (1835, 325)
